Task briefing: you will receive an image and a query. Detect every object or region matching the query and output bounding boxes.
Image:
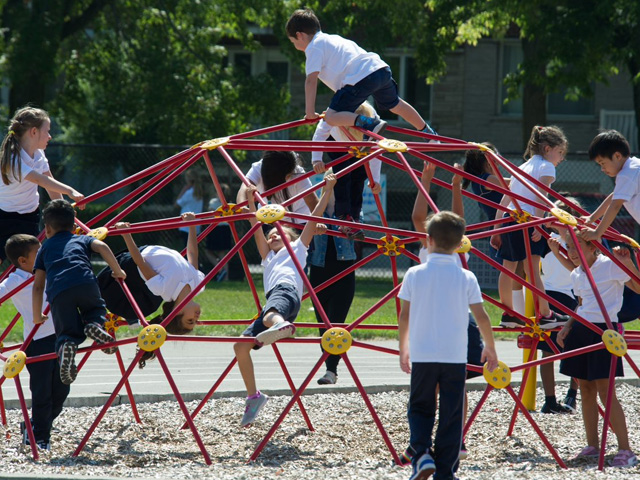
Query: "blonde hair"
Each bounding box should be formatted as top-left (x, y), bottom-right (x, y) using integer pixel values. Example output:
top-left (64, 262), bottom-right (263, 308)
top-left (524, 125), bottom-right (568, 161)
top-left (1, 107), bottom-right (49, 185)
top-left (346, 101), bottom-right (376, 141)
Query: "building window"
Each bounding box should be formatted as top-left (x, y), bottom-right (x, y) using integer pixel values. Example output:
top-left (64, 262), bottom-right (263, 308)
top-left (378, 54), bottom-right (432, 124)
top-left (228, 49), bottom-right (290, 86)
top-left (500, 43), bottom-right (594, 117)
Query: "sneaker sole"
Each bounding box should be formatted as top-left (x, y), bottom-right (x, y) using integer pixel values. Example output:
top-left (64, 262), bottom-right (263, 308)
top-left (84, 323), bottom-right (117, 354)
top-left (371, 120), bottom-right (387, 136)
top-left (59, 343), bottom-right (78, 385)
top-left (255, 324), bottom-right (296, 347)
top-left (539, 321), bottom-right (563, 329)
top-left (500, 322), bottom-right (526, 328)
top-left (411, 467), bottom-right (435, 480)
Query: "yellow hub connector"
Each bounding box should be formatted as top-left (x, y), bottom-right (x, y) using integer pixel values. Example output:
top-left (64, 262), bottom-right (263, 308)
top-left (138, 325), bottom-right (167, 352)
top-left (321, 327), bottom-right (353, 355)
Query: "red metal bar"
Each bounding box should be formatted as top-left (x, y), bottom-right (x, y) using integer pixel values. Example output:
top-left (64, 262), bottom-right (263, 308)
top-left (506, 338), bottom-right (539, 436)
top-left (598, 356), bottom-right (619, 471)
top-left (271, 344), bottom-right (314, 431)
top-left (463, 385), bottom-right (493, 437)
top-left (15, 375), bottom-right (38, 460)
top-left (113, 346), bottom-right (141, 424)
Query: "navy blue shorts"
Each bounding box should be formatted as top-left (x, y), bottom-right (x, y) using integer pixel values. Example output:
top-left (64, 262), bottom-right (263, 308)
top-left (242, 283), bottom-right (300, 348)
top-left (467, 317), bottom-right (484, 379)
top-left (559, 322), bottom-right (624, 381)
top-left (538, 290), bottom-right (577, 353)
top-left (329, 67), bottom-right (400, 113)
top-left (498, 216), bottom-right (550, 262)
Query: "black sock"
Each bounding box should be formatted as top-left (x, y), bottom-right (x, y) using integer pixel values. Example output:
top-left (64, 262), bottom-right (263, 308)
top-left (545, 395), bottom-right (557, 405)
top-left (566, 388), bottom-right (577, 399)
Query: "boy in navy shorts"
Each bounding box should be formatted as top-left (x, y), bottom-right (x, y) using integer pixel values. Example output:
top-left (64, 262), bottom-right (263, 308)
top-left (32, 200), bottom-right (126, 385)
top-left (286, 8), bottom-right (436, 137)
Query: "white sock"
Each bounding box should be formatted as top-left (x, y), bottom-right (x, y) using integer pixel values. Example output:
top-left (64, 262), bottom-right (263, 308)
top-left (512, 289), bottom-right (526, 315)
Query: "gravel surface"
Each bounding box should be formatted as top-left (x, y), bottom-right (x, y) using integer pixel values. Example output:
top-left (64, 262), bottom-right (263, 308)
top-left (2, 385), bottom-right (640, 479)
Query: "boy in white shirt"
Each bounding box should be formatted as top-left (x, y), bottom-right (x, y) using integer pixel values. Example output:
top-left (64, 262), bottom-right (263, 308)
top-left (581, 130), bottom-right (640, 242)
top-left (1, 234), bottom-right (69, 451)
top-left (234, 174), bottom-right (336, 427)
top-left (398, 211), bottom-right (498, 480)
top-left (286, 8), bottom-right (436, 137)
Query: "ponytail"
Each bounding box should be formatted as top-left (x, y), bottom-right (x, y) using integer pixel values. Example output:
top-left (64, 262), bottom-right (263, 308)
top-left (524, 125), bottom-right (567, 161)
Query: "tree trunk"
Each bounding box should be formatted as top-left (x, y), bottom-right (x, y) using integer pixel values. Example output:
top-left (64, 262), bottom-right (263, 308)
top-left (521, 38), bottom-right (547, 150)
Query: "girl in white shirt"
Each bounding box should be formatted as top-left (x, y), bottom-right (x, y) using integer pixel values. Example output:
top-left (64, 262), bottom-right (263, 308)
top-left (0, 107), bottom-right (84, 261)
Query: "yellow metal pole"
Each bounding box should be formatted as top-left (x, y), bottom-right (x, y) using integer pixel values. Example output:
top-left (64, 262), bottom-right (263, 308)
top-left (522, 286), bottom-right (537, 411)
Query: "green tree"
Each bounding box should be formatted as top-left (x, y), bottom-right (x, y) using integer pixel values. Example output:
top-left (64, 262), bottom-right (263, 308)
top-left (0, 0), bottom-right (109, 112)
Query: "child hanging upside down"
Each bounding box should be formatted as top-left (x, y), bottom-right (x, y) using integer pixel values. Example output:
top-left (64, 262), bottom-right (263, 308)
top-left (234, 173), bottom-right (336, 427)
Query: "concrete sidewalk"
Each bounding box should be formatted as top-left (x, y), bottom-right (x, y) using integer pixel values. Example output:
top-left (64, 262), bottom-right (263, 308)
top-left (4, 336), bottom-right (640, 409)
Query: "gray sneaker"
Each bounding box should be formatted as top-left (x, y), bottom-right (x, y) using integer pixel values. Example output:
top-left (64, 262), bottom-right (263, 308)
top-left (317, 371), bottom-right (337, 385)
top-left (241, 392), bottom-right (269, 427)
top-left (84, 323), bottom-right (117, 354)
top-left (58, 342), bottom-right (78, 385)
top-left (255, 321), bottom-right (296, 347)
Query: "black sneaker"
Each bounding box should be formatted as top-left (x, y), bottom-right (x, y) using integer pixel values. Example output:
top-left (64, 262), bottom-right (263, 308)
top-left (562, 395), bottom-right (578, 414)
top-left (58, 342), bottom-right (78, 385)
top-left (538, 311), bottom-right (570, 330)
top-left (500, 313), bottom-right (526, 328)
top-left (36, 440), bottom-right (51, 451)
top-left (84, 323), bottom-right (117, 354)
top-left (541, 401), bottom-right (572, 414)
top-left (337, 215), bottom-right (365, 241)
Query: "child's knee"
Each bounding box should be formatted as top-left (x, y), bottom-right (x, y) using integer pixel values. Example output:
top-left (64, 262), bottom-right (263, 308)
top-left (263, 309), bottom-right (283, 326)
top-left (233, 340), bottom-right (251, 356)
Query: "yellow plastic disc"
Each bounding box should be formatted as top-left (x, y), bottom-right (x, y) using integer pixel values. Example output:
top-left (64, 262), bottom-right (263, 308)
top-left (321, 327), bottom-right (353, 355)
top-left (483, 361), bottom-right (511, 389)
top-left (549, 207), bottom-right (577, 226)
top-left (215, 203), bottom-right (242, 217)
top-left (456, 235), bottom-right (471, 254)
top-left (377, 235), bottom-right (405, 257)
top-left (3, 351), bottom-right (27, 379)
top-left (255, 204), bottom-right (286, 224)
top-left (348, 146), bottom-right (369, 158)
top-left (377, 139), bottom-right (408, 153)
top-left (620, 234), bottom-right (640, 250)
top-left (200, 137), bottom-right (230, 150)
top-left (602, 329), bottom-right (627, 357)
top-left (509, 210), bottom-right (531, 224)
top-left (86, 227), bottom-right (109, 241)
top-left (138, 325), bottom-right (167, 352)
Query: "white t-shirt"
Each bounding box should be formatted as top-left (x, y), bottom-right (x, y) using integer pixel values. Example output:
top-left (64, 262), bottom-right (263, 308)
top-left (140, 245), bottom-right (205, 302)
top-left (0, 269), bottom-right (55, 341)
top-left (571, 255), bottom-right (629, 324)
top-left (613, 156), bottom-right (640, 224)
top-left (311, 119), bottom-right (382, 184)
top-left (262, 238), bottom-right (308, 298)
top-left (398, 253), bottom-right (483, 363)
top-left (305, 31), bottom-right (388, 92)
top-left (176, 187), bottom-right (203, 233)
top-left (508, 155), bottom-right (556, 215)
top-left (541, 232), bottom-right (574, 297)
top-left (418, 246), bottom-right (465, 267)
top-left (0, 148), bottom-right (50, 214)
top-left (245, 160), bottom-right (312, 223)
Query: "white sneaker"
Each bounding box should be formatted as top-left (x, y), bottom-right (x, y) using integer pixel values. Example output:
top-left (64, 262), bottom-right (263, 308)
top-left (317, 371), bottom-right (337, 385)
top-left (240, 392), bottom-right (269, 427)
top-left (255, 321), bottom-right (295, 347)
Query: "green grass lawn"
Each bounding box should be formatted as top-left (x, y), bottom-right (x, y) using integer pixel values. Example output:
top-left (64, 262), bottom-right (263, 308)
top-left (1, 278), bottom-right (638, 345)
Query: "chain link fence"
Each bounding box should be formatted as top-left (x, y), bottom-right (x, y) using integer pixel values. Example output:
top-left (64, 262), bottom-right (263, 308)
top-left (45, 143), bottom-right (628, 288)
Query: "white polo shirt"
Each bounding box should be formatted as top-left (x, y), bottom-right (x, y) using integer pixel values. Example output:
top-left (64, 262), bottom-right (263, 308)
top-left (541, 232), bottom-right (574, 297)
top-left (305, 31), bottom-right (387, 92)
top-left (245, 160), bottom-right (313, 223)
top-left (508, 155), bottom-right (555, 215)
top-left (612, 156), bottom-right (640, 224)
top-left (571, 255), bottom-right (629, 323)
top-left (262, 238), bottom-right (308, 298)
top-left (140, 246), bottom-right (205, 302)
top-left (0, 148), bottom-right (50, 214)
top-left (0, 269), bottom-right (56, 341)
top-left (399, 253), bottom-right (482, 363)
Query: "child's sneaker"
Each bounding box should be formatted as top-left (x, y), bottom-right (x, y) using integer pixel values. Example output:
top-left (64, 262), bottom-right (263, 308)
top-left (459, 442), bottom-right (468, 460)
top-left (36, 440), bottom-right (51, 451)
top-left (255, 321), bottom-right (296, 347)
top-left (240, 391), bottom-right (269, 427)
top-left (562, 395), bottom-right (578, 413)
top-left (609, 449), bottom-right (638, 468)
top-left (337, 215), bottom-right (365, 241)
top-left (58, 341), bottom-right (78, 385)
top-left (500, 312), bottom-right (526, 328)
top-left (538, 311), bottom-right (570, 329)
top-left (572, 445), bottom-right (600, 460)
top-left (317, 370), bottom-right (337, 385)
top-left (540, 401), bottom-right (572, 414)
top-left (410, 452), bottom-right (436, 480)
top-left (84, 323), bottom-right (117, 354)
top-left (356, 116), bottom-right (387, 137)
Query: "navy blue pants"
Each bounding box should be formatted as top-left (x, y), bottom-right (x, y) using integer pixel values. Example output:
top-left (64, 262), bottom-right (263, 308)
top-left (50, 282), bottom-right (108, 352)
top-left (409, 362), bottom-right (466, 479)
top-left (328, 145), bottom-right (368, 220)
top-left (25, 334), bottom-right (70, 443)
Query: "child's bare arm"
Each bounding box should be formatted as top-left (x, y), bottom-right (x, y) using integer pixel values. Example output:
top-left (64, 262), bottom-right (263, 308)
top-left (246, 185), bottom-right (270, 259)
top-left (300, 173), bottom-right (336, 247)
top-left (613, 246), bottom-right (640, 293)
top-left (182, 212), bottom-right (199, 269)
top-left (411, 162), bottom-right (436, 248)
top-left (582, 198), bottom-right (625, 242)
top-left (91, 240), bottom-right (126, 279)
top-left (31, 269), bottom-right (47, 327)
top-left (451, 163), bottom-right (464, 218)
top-left (547, 236), bottom-right (575, 271)
top-left (114, 222), bottom-right (157, 280)
top-left (584, 193), bottom-right (613, 223)
top-left (469, 303), bottom-right (498, 371)
top-left (304, 72), bottom-right (320, 120)
top-left (398, 299), bottom-right (411, 374)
